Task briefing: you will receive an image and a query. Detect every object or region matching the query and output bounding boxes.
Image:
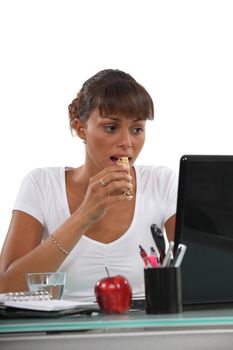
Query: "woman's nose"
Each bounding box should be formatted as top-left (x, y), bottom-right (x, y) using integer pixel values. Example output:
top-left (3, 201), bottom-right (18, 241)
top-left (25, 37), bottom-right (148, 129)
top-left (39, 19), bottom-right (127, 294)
top-left (117, 130), bottom-right (132, 149)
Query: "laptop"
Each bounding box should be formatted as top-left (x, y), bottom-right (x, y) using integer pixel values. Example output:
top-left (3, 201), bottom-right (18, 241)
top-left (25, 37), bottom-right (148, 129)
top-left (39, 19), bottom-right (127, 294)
top-left (175, 155), bottom-right (233, 308)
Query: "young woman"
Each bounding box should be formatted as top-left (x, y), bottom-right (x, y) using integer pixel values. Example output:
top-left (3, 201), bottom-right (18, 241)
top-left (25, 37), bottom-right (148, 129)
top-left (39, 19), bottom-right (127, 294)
top-left (0, 69), bottom-right (177, 301)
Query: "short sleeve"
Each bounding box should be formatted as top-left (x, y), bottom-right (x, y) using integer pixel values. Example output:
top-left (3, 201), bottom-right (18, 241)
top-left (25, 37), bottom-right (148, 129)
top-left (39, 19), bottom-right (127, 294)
top-left (13, 171), bottom-right (44, 225)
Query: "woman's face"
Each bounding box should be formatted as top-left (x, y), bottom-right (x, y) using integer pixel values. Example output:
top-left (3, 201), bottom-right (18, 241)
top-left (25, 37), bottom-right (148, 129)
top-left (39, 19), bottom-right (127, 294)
top-left (81, 108), bottom-right (146, 173)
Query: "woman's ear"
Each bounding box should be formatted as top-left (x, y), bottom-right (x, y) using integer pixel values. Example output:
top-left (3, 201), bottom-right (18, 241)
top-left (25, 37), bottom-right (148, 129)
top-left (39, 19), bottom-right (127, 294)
top-left (73, 119), bottom-right (86, 142)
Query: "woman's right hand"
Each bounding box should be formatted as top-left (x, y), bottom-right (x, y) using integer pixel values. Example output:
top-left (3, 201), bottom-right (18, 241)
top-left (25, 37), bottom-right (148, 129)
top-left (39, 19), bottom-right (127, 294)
top-left (75, 164), bottom-right (133, 224)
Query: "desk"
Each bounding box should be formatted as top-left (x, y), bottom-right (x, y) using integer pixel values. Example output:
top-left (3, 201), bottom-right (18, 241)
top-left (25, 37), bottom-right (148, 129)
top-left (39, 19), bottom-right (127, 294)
top-left (1, 307), bottom-right (233, 350)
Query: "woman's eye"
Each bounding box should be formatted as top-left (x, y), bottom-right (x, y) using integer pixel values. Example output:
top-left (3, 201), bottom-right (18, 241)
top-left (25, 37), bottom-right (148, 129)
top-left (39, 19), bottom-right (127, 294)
top-left (132, 127), bottom-right (144, 135)
top-left (105, 125), bottom-right (117, 133)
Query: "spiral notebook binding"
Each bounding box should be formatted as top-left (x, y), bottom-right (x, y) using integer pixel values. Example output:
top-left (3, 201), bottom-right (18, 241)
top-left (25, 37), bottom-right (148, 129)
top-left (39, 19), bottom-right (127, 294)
top-left (0, 291), bottom-right (51, 303)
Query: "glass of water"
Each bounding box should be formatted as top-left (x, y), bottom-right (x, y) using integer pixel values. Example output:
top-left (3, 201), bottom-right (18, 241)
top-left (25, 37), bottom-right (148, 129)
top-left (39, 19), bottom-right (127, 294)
top-left (26, 272), bottom-right (66, 299)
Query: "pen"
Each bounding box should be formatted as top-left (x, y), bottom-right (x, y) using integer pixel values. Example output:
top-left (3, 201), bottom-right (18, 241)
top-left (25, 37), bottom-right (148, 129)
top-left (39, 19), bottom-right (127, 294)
top-left (139, 245), bottom-right (149, 268)
top-left (172, 244), bottom-right (187, 267)
top-left (161, 241), bottom-right (174, 267)
top-left (150, 224), bottom-right (165, 264)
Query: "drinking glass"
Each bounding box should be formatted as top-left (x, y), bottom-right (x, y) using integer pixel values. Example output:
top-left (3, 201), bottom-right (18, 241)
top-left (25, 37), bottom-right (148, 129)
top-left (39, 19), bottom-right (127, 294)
top-left (27, 272), bottom-right (66, 299)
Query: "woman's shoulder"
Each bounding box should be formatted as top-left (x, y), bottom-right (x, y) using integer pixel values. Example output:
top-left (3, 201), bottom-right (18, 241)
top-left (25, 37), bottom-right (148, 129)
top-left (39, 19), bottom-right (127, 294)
top-left (135, 164), bottom-right (177, 180)
top-left (26, 166), bottom-right (64, 176)
top-left (22, 167), bottom-right (66, 186)
top-left (134, 165), bottom-right (178, 204)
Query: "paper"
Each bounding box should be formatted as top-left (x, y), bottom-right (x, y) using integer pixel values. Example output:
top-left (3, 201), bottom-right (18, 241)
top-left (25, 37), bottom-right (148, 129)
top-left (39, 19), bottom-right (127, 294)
top-left (4, 299), bottom-right (95, 311)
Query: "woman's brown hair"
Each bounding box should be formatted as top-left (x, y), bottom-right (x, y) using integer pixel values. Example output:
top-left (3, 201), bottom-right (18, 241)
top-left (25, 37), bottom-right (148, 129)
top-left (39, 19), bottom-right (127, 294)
top-left (68, 69), bottom-right (154, 132)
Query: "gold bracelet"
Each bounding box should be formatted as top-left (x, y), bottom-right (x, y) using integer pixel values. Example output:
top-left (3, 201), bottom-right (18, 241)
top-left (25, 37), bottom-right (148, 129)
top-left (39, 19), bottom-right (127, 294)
top-left (50, 234), bottom-right (69, 256)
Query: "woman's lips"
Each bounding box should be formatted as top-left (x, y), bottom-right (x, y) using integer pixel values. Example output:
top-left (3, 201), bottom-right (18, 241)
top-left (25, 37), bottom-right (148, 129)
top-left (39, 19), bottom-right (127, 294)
top-left (110, 156), bottom-right (132, 164)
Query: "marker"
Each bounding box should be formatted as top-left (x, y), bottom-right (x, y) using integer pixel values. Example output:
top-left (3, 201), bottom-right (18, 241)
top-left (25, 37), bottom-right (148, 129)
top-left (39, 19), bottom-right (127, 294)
top-left (150, 246), bottom-right (161, 265)
top-left (147, 248), bottom-right (159, 268)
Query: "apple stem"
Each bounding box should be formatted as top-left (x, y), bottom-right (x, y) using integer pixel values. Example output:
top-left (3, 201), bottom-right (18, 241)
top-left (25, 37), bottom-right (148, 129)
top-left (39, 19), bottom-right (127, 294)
top-left (105, 266), bottom-right (110, 277)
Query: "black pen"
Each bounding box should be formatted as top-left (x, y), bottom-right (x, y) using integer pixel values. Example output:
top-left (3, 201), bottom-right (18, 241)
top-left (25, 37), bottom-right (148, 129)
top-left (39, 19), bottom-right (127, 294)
top-left (170, 244), bottom-right (187, 267)
top-left (150, 224), bottom-right (166, 264)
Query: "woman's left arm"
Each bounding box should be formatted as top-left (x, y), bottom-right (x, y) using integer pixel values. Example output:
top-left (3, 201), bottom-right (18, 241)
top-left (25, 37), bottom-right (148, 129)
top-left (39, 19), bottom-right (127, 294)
top-left (164, 214), bottom-right (176, 242)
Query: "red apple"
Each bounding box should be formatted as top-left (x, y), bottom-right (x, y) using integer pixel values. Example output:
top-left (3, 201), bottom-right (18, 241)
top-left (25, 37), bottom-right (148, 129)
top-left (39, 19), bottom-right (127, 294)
top-left (95, 269), bottom-right (132, 314)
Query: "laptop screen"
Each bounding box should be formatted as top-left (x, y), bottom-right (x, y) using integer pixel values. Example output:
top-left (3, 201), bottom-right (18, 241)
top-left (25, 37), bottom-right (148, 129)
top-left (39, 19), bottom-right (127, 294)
top-left (175, 155), bottom-right (233, 306)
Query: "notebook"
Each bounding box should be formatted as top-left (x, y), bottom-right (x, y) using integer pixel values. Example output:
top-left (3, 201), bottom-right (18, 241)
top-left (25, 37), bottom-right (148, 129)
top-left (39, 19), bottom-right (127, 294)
top-left (0, 291), bottom-right (99, 318)
top-left (175, 155), bottom-right (233, 308)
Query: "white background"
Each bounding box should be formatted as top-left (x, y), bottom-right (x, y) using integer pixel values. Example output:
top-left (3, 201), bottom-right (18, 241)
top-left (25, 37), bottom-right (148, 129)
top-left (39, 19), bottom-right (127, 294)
top-left (0, 0), bottom-right (233, 250)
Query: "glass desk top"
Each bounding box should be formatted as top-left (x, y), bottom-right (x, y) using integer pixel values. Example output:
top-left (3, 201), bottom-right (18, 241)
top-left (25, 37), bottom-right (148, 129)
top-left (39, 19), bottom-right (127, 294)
top-left (1, 307), bottom-right (233, 334)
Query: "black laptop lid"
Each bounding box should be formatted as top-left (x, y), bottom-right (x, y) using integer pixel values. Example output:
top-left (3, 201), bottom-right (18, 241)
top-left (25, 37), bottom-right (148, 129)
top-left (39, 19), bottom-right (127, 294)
top-left (175, 155), bottom-right (233, 306)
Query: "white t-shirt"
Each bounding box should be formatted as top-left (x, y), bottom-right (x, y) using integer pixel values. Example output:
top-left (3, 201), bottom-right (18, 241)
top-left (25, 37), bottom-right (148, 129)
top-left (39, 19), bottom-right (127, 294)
top-left (14, 165), bottom-right (178, 301)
